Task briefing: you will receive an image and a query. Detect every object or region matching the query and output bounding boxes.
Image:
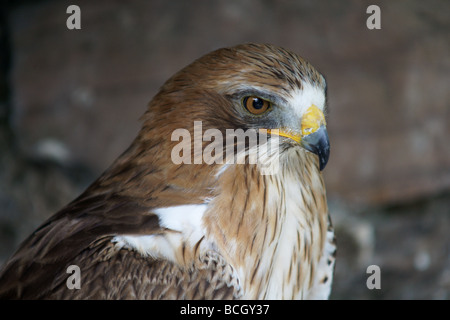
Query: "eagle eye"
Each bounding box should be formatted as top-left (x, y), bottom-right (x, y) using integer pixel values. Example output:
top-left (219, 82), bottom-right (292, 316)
top-left (242, 96), bottom-right (271, 115)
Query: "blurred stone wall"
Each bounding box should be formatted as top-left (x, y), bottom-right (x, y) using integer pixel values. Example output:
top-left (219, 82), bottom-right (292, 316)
top-left (1, 0), bottom-right (449, 299)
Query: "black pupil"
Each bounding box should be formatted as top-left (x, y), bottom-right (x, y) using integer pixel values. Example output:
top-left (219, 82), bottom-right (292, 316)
top-left (252, 98), bottom-right (264, 109)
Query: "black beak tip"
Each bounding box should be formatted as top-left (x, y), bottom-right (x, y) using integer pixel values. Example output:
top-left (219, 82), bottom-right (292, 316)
top-left (301, 126), bottom-right (330, 171)
top-left (318, 145), bottom-right (330, 171)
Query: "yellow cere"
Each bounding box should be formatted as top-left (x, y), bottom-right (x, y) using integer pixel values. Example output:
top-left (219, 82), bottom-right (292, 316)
top-left (261, 104), bottom-right (326, 143)
top-left (300, 104), bottom-right (326, 137)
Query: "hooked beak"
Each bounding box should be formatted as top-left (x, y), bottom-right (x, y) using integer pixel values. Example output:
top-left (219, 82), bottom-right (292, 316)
top-left (301, 125), bottom-right (330, 171)
top-left (264, 104), bottom-right (330, 171)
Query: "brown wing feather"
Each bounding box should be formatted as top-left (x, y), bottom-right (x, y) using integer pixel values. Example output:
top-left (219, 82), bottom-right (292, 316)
top-left (0, 125), bottom-right (213, 298)
top-left (0, 167), bottom-right (236, 299)
top-left (42, 237), bottom-right (240, 300)
top-left (0, 190), bottom-right (160, 299)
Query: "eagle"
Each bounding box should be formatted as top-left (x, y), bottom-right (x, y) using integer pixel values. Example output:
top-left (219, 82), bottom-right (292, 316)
top-left (0, 43), bottom-right (335, 299)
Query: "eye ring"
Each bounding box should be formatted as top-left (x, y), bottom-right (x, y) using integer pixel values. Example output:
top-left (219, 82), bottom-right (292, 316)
top-left (242, 96), bottom-right (272, 115)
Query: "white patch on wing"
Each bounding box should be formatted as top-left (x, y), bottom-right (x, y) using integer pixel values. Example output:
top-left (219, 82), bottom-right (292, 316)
top-left (155, 205), bottom-right (205, 233)
top-left (288, 81), bottom-right (326, 117)
top-left (112, 234), bottom-right (177, 261)
top-left (112, 204), bottom-right (209, 263)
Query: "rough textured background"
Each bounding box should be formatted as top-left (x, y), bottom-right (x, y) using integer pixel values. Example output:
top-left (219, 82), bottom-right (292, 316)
top-left (0, 0), bottom-right (449, 299)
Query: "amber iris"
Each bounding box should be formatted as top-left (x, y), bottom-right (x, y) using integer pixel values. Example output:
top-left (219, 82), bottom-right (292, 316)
top-left (243, 96), bottom-right (271, 115)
